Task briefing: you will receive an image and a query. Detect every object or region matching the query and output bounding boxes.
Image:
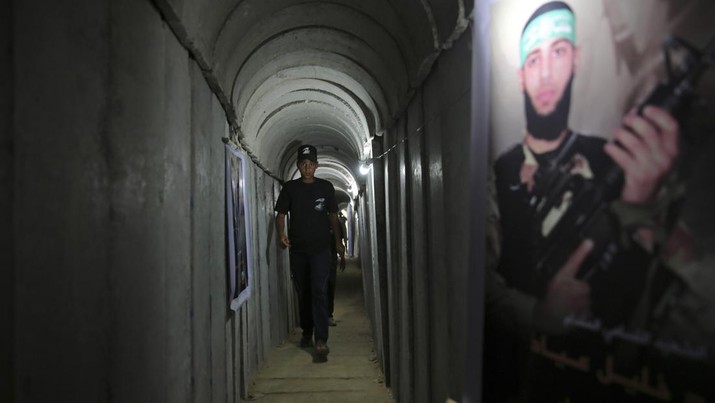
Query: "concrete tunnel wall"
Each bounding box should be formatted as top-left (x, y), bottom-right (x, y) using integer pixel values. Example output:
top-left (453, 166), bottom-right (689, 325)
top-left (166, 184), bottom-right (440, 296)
top-left (7, 0), bottom-right (475, 402)
top-left (358, 29), bottom-right (473, 402)
top-left (9, 0), bottom-right (296, 401)
top-left (1, 0), bottom-right (14, 397)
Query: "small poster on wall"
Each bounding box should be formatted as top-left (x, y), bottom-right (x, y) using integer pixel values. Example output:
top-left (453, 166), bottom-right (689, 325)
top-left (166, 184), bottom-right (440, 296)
top-left (483, 0), bottom-right (715, 401)
top-left (226, 144), bottom-right (252, 310)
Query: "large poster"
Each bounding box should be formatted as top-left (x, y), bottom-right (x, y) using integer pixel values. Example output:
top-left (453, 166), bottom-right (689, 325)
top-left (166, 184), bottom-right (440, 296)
top-left (484, 1), bottom-right (715, 401)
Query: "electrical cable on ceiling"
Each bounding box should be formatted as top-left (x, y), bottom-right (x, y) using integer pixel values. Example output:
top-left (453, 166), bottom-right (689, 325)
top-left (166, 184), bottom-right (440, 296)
top-left (361, 125), bottom-right (422, 170)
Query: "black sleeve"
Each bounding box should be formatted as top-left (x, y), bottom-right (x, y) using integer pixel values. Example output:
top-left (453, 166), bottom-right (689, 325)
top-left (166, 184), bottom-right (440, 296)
top-left (494, 147), bottom-right (522, 208)
top-left (274, 183), bottom-right (291, 214)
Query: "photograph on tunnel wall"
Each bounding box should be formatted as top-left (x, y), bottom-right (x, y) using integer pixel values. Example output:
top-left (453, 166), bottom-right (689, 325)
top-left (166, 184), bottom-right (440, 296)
top-left (226, 144), bottom-right (252, 310)
top-left (483, 0), bottom-right (715, 401)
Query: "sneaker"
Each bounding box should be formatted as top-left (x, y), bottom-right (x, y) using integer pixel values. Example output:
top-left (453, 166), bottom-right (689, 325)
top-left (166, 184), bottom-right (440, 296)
top-left (315, 340), bottom-right (330, 357)
top-left (300, 336), bottom-right (313, 348)
top-left (328, 317), bottom-right (337, 327)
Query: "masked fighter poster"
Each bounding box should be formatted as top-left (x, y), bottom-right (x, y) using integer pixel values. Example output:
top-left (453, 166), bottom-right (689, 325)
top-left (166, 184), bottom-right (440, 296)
top-left (483, 1), bottom-right (715, 401)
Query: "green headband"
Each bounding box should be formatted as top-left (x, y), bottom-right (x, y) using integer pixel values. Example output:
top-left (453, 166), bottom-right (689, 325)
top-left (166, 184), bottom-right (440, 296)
top-left (520, 9), bottom-right (575, 66)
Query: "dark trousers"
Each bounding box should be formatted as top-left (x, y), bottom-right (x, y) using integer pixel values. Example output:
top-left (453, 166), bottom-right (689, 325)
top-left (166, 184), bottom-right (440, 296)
top-left (290, 248), bottom-right (331, 342)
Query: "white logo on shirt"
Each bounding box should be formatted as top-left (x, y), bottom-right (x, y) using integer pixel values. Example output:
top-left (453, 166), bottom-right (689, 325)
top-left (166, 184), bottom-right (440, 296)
top-left (314, 198), bottom-right (326, 211)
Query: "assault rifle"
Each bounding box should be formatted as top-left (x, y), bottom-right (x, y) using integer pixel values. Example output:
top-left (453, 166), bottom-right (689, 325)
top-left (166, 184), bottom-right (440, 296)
top-left (529, 34), bottom-right (715, 325)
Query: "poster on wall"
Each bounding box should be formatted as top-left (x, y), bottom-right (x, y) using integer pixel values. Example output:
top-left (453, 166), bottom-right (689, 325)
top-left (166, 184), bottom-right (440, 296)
top-left (483, 0), bottom-right (715, 401)
top-left (226, 144), bottom-right (252, 310)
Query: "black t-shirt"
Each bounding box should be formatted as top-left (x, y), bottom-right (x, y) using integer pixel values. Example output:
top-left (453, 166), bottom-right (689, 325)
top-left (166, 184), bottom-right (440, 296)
top-left (493, 132), bottom-right (613, 294)
top-left (274, 178), bottom-right (338, 254)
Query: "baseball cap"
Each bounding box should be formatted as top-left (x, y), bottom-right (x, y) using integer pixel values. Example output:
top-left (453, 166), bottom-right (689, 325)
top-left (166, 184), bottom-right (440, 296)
top-left (297, 145), bottom-right (318, 163)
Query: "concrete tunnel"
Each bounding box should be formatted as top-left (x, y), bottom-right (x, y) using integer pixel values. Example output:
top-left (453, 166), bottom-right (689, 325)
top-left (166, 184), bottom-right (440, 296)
top-left (3, 0), bottom-right (479, 402)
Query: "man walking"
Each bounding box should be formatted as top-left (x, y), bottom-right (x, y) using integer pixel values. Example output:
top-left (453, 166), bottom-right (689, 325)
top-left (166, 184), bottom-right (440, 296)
top-left (275, 145), bottom-right (345, 359)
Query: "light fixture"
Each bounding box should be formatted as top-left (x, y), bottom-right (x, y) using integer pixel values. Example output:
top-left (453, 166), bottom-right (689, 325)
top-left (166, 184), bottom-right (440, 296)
top-left (359, 159), bottom-right (373, 175)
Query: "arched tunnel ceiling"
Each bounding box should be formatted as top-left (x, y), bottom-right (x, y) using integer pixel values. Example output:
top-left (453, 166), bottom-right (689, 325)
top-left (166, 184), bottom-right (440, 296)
top-left (161, 0), bottom-right (472, 188)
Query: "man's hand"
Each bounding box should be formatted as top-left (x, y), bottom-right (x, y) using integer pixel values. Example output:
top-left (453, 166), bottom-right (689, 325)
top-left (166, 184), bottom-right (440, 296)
top-left (535, 239), bottom-right (593, 332)
top-left (604, 106), bottom-right (679, 204)
top-left (279, 234), bottom-right (291, 249)
top-left (275, 213), bottom-right (290, 250)
top-left (336, 242), bottom-right (345, 257)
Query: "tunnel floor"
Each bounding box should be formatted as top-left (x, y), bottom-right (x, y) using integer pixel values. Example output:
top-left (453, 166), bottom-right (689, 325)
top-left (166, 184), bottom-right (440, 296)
top-left (246, 258), bottom-right (394, 402)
